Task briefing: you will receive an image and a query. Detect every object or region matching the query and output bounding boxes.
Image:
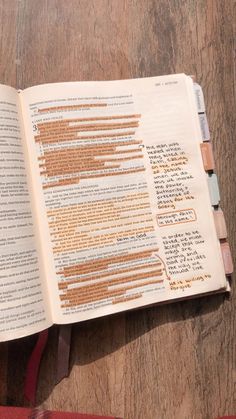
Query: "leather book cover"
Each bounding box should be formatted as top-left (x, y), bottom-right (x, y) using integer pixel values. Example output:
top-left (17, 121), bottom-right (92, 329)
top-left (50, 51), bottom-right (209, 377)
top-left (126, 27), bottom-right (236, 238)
top-left (0, 406), bottom-right (122, 419)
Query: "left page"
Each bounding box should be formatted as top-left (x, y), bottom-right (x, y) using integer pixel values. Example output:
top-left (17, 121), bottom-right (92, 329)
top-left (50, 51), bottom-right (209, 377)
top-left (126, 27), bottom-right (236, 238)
top-left (0, 85), bottom-right (52, 341)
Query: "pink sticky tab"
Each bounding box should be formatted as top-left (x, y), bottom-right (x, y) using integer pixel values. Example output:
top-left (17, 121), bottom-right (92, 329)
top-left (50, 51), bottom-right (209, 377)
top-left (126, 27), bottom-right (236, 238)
top-left (200, 142), bottom-right (215, 170)
top-left (220, 242), bottom-right (233, 275)
top-left (213, 209), bottom-right (227, 239)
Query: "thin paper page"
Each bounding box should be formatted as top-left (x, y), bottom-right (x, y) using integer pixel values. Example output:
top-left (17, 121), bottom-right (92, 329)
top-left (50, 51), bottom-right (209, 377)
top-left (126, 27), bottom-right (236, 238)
top-left (0, 85), bottom-right (52, 341)
top-left (20, 75), bottom-right (226, 324)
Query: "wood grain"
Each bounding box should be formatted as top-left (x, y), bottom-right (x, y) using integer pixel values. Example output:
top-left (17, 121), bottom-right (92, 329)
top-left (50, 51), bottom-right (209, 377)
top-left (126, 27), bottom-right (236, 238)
top-left (0, 1), bottom-right (236, 418)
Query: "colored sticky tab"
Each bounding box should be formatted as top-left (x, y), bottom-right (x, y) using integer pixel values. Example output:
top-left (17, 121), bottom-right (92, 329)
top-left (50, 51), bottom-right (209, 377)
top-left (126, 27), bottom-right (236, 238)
top-left (213, 208), bottom-right (227, 239)
top-left (207, 173), bottom-right (220, 206)
top-left (220, 241), bottom-right (233, 275)
top-left (200, 142), bottom-right (215, 170)
top-left (199, 113), bottom-right (210, 141)
top-left (190, 75), bottom-right (196, 82)
top-left (225, 279), bottom-right (231, 292)
top-left (194, 83), bottom-right (205, 113)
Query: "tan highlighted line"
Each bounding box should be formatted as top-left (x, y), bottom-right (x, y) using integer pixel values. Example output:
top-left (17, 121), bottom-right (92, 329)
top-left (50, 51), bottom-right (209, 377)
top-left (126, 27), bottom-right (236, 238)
top-left (50, 207), bottom-right (152, 219)
top-left (60, 279), bottom-right (163, 306)
top-left (39, 149), bottom-right (144, 175)
top-left (47, 192), bottom-right (150, 215)
top-left (38, 150), bottom-right (143, 163)
top-left (39, 152), bottom-right (142, 163)
top-left (36, 121), bottom-right (139, 135)
top-left (42, 178), bottom-right (80, 189)
top-left (42, 167), bottom-right (146, 188)
top-left (35, 121), bottom-right (139, 139)
top-left (59, 269), bottom-right (164, 294)
top-left (51, 226), bottom-right (155, 253)
top-left (40, 156), bottom-right (144, 168)
top-left (39, 155), bottom-right (143, 168)
top-left (37, 140), bottom-right (143, 158)
top-left (42, 139), bottom-right (142, 150)
top-left (60, 276), bottom-right (163, 299)
top-left (40, 164), bottom-right (121, 176)
top-left (50, 214), bottom-right (153, 230)
top-left (35, 131), bottom-right (136, 143)
top-left (57, 248), bottom-right (159, 276)
top-left (37, 114), bottom-right (141, 129)
top-left (51, 221), bottom-right (153, 236)
top-left (36, 124), bottom-right (139, 136)
top-left (49, 205), bottom-right (151, 223)
top-left (58, 262), bottom-right (163, 288)
top-left (38, 103), bottom-right (108, 113)
top-left (41, 148), bottom-right (143, 169)
top-left (61, 289), bottom-right (125, 307)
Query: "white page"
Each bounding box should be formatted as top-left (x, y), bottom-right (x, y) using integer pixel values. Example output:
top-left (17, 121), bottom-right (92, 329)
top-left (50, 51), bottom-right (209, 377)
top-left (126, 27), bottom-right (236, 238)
top-left (0, 85), bottom-right (52, 341)
top-left (20, 74), bottom-right (226, 324)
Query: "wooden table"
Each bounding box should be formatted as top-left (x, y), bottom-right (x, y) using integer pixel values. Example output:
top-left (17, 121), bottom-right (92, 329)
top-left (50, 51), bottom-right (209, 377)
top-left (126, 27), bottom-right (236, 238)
top-left (0, 1), bottom-right (235, 418)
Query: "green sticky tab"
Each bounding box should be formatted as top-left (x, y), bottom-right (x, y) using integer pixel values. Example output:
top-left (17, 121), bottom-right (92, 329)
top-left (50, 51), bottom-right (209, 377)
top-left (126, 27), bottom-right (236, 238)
top-left (208, 173), bottom-right (220, 206)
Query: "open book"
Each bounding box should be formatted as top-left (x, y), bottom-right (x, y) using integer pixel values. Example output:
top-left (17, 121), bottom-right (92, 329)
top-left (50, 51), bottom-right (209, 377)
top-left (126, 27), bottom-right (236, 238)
top-left (0, 74), bottom-right (232, 342)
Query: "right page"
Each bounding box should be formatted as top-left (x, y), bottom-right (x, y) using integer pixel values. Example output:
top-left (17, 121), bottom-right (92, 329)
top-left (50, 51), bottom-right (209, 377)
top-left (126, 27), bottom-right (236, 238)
top-left (19, 74), bottom-right (227, 324)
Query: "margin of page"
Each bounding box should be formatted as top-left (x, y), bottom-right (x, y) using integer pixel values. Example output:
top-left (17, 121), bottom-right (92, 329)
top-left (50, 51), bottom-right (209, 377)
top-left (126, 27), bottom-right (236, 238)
top-left (185, 76), bottom-right (227, 290)
top-left (17, 90), bottom-right (54, 329)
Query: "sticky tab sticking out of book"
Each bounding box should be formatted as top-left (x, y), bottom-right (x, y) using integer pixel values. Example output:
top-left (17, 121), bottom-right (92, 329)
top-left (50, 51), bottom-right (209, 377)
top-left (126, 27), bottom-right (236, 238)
top-left (194, 83), bottom-right (205, 113)
top-left (213, 209), bottom-right (227, 239)
top-left (220, 241), bottom-right (233, 275)
top-left (200, 142), bottom-right (215, 170)
top-left (199, 113), bottom-right (210, 141)
top-left (208, 173), bottom-right (220, 206)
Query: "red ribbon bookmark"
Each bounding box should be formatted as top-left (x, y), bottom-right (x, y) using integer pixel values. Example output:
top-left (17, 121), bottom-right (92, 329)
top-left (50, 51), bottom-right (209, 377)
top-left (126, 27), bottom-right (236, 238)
top-left (56, 325), bottom-right (72, 384)
top-left (24, 329), bottom-right (49, 404)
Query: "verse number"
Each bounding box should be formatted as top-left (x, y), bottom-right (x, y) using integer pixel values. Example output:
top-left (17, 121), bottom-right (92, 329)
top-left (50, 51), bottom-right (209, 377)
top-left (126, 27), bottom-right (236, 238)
top-left (33, 124), bottom-right (37, 132)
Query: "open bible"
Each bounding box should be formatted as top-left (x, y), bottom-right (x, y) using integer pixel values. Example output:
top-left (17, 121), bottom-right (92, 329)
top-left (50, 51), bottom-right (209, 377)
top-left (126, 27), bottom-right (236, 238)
top-left (0, 74), bottom-right (232, 342)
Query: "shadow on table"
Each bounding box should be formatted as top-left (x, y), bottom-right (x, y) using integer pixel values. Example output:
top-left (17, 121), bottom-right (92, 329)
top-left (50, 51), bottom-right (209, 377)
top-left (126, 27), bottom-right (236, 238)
top-left (5, 290), bottom-right (229, 407)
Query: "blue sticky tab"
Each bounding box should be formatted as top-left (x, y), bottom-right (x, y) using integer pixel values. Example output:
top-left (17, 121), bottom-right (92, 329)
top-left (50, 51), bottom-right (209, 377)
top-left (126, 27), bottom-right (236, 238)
top-left (207, 173), bottom-right (220, 206)
top-left (194, 83), bottom-right (205, 113)
top-left (199, 113), bottom-right (210, 141)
